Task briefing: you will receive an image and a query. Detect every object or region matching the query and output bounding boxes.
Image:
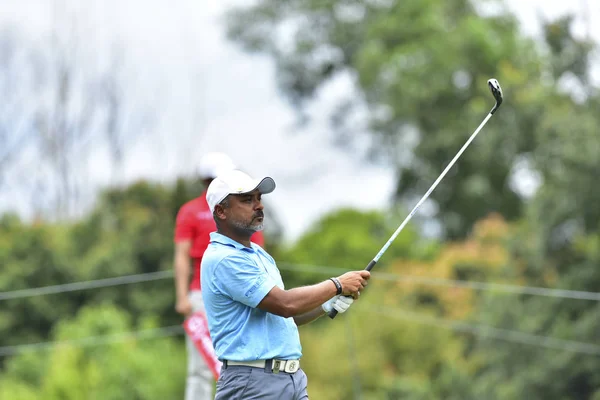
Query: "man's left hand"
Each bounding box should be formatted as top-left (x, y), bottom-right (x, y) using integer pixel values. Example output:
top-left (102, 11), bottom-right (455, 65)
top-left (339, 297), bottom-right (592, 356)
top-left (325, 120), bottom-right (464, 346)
top-left (322, 295), bottom-right (354, 314)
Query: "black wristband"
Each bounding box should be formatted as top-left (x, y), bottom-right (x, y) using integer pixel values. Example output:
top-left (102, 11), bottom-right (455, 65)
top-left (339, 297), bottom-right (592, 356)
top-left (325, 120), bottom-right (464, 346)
top-left (329, 277), bottom-right (342, 295)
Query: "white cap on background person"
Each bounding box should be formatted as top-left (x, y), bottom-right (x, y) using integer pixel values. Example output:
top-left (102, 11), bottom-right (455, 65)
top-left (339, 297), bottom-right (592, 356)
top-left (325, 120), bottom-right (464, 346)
top-left (198, 152), bottom-right (236, 179)
top-left (206, 170), bottom-right (276, 212)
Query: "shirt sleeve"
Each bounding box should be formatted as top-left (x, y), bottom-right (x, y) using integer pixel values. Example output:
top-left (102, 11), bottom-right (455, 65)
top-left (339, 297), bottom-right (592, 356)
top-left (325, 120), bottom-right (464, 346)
top-left (174, 207), bottom-right (194, 242)
top-left (213, 253), bottom-right (277, 308)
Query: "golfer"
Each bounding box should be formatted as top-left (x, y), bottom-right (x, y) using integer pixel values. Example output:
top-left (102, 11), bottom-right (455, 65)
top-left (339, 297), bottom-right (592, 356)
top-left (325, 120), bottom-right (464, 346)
top-left (173, 153), bottom-right (265, 399)
top-left (201, 169), bottom-right (370, 399)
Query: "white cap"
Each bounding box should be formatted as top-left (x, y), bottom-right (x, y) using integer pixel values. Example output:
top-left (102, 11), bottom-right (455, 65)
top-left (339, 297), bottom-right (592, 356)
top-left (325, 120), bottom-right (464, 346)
top-left (206, 170), bottom-right (276, 212)
top-left (197, 152), bottom-right (236, 179)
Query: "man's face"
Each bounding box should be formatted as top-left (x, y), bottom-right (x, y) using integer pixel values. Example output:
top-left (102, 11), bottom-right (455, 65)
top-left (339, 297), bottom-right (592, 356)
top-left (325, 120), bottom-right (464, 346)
top-left (222, 189), bottom-right (265, 233)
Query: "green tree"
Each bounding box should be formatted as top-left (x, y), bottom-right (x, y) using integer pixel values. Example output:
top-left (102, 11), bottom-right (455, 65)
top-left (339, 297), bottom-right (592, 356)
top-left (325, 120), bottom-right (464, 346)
top-left (225, 0), bottom-right (546, 238)
top-left (225, 0), bottom-right (598, 241)
top-left (0, 305), bottom-right (186, 400)
top-left (0, 181), bottom-right (183, 364)
top-left (458, 18), bottom-right (600, 396)
top-left (0, 214), bottom-right (80, 352)
top-left (456, 229), bottom-right (600, 400)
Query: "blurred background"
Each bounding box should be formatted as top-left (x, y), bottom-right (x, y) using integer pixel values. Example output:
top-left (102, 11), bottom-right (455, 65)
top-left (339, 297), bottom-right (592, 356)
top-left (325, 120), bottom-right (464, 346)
top-left (0, 0), bottom-right (599, 399)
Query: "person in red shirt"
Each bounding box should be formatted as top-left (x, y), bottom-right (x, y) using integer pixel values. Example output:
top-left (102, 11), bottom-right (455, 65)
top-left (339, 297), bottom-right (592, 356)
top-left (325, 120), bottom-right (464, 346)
top-left (174, 152), bottom-right (264, 399)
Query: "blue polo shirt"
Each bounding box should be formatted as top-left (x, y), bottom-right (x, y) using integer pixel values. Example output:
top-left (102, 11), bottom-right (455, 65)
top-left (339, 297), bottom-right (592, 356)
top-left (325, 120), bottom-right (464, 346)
top-left (200, 232), bottom-right (302, 361)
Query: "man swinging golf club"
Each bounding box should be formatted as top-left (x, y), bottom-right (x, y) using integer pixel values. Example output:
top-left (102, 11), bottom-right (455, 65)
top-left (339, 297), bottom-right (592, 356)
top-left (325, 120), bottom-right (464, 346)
top-left (201, 169), bottom-right (370, 399)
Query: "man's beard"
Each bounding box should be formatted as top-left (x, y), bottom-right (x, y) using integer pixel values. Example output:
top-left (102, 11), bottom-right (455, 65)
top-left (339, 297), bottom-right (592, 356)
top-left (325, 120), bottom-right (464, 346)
top-left (231, 212), bottom-right (265, 233)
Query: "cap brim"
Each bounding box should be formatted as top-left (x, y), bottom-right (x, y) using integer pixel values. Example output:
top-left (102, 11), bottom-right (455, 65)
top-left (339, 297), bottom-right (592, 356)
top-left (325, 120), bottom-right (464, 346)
top-left (226, 176), bottom-right (276, 197)
top-left (255, 177), bottom-right (276, 194)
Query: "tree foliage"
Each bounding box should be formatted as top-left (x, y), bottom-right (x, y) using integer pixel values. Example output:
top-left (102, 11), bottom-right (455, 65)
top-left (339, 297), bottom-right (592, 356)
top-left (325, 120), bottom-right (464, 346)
top-left (225, 0), bottom-right (598, 239)
top-left (1, 181), bottom-right (599, 398)
top-left (0, 305), bottom-right (186, 400)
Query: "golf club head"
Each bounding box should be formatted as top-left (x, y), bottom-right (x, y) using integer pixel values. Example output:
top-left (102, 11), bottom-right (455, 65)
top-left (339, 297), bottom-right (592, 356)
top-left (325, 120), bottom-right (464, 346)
top-left (487, 78), bottom-right (503, 114)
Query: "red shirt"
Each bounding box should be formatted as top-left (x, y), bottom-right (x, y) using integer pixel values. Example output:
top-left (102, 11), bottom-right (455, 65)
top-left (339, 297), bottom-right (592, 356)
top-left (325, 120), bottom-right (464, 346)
top-left (174, 191), bottom-right (264, 291)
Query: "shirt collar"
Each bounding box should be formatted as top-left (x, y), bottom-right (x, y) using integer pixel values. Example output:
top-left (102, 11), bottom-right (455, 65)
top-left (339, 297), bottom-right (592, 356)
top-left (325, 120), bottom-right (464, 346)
top-left (210, 231), bottom-right (255, 252)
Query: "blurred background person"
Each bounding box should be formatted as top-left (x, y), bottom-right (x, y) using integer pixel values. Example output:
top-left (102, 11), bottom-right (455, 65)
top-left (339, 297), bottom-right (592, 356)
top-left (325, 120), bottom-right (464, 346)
top-left (173, 152), bottom-right (266, 399)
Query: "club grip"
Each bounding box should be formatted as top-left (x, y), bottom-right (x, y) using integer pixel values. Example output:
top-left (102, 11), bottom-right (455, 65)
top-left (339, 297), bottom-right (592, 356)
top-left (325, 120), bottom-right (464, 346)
top-left (326, 298), bottom-right (348, 319)
top-left (327, 260), bottom-right (377, 319)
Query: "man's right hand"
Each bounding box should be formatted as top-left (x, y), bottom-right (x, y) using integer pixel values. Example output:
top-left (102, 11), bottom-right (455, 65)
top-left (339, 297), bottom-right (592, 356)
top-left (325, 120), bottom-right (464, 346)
top-left (337, 270), bottom-right (371, 299)
top-left (175, 296), bottom-right (193, 316)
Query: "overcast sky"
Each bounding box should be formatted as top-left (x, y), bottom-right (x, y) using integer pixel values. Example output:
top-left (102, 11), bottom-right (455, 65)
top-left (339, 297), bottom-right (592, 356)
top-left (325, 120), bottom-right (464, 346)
top-left (0, 0), bottom-right (598, 243)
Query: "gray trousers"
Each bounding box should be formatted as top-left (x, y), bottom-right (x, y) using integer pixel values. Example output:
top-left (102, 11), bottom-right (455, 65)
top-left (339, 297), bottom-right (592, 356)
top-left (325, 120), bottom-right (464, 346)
top-left (215, 365), bottom-right (309, 400)
top-left (185, 291), bottom-right (214, 400)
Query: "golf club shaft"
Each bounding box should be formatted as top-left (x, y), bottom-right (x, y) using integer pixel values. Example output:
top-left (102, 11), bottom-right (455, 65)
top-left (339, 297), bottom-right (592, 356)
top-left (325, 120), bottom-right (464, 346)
top-left (375, 111), bottom-right (493, 263)
top-left (328, 110), bottom-right (495, 319)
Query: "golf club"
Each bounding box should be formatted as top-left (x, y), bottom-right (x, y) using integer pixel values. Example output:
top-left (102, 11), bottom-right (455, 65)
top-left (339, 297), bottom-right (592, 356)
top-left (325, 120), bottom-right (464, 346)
top-left (329, 78), bottom-right (504, 319)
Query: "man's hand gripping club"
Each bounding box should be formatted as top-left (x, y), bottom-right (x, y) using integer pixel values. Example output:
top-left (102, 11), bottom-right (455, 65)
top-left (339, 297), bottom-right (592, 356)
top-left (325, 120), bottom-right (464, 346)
top-left (322, 270), bottom-right (370, 315)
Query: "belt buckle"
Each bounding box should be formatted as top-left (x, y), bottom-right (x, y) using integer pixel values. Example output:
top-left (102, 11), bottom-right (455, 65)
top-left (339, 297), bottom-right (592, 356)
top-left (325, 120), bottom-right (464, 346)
top-left (284, 360), bottom-right (299, 373)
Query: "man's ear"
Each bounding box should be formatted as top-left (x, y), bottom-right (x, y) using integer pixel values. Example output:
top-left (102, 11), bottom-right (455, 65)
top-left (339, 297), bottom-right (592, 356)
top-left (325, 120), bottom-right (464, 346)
top-left (214, 205), bottom-right (227, 221)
